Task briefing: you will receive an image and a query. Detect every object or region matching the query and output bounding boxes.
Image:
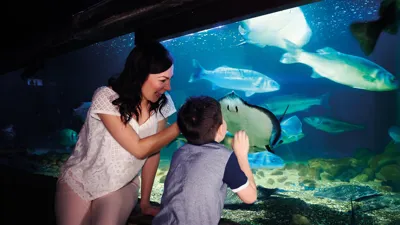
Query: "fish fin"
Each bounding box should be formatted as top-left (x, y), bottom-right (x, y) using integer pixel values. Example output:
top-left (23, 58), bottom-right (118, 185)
top-left (225, 131), bottom-right (234, 137)
top-left (189, 59), bottom-right (205, 83)
top-left (238, 24), bottom-right (247, 36)
top-left (311, 71), bottom-right (323, 79)
top-left (320, 93), bottom-right (331, 110)
top-left (265, 145), bottom-right (275, 154)
top-left (316, 47), bottom-right (337, 54)
top-left (350, 20), bottom-right (384, 56)
top-left (280, 39), bottom-right (303, 64)
top-left (283, 39), bottom-right (302, 53)
top-left (278, 105), bottom-right (290, 123)
top-left (362, 74), bottom-right (377, 82)
top-left (280, 116), bottom-right (303, 137)
top-left (236, 41), bottom-right (247, 47)
top-left (280, 53), bottom-right (299, 64)
top-left (245, 91), bottom-right (256, 97)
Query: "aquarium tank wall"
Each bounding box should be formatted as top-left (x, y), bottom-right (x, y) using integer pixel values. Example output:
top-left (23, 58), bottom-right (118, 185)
top-left (1, 0), bottom-right (400, 224)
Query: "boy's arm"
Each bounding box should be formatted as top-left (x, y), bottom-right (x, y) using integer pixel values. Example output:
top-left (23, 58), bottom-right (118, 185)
top-left (223, 153), bottom-right (257, 204)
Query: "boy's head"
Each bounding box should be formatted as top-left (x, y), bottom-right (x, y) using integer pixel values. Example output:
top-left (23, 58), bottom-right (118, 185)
top-left (177, 96), bottom-right (227, 145)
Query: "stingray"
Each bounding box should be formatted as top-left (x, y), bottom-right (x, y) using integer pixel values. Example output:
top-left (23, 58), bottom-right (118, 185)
top-left (313, 185), bottom-right (381, 201)
top-left (355, 194), bottom-right (400, 213)
top-left (218, 91), bottom-right (303, 154)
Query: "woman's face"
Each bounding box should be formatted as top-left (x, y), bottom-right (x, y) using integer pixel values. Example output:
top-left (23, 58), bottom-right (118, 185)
top-left (141, 65), bottom-right (174, 103)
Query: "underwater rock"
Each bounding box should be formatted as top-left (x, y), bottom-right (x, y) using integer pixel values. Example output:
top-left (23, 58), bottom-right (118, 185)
top-left (308, 158), bottom-right (357, 178)
top-left (291, 214), bottom-right (311, 225)
top-left (376, 164), bottom-right (400, 192)
top-left (159, 175), bottom-right (166, 184)
top-left (378, 185), bottom-right (393, 192)
top-left (350, 174), bottom-right (369, 183)
top-left (299, 179), bottom-right (316, 190)
top-left (362, 168), bottom-right (375, 180)
top-left (285, 182), bottom-right (296, 187)
top-left (313, 185), bottom-right (381, 201)
top-left (277, 176), bottom-right (288, 183)
top-left (297, 166), bottom-right (309, 177)
top-left (320, 172), bottom-right (334, 181)
top-left (267, 178), bottom-right (275, 185)
top-left (376, 164), bottom-right (400, 181)
top-left (354, 148), bottom-right (374, 160)
top-left (368, 142), bottom-right (400, 172)
top-left (336, 168), bottom-right (362, 182)
top-left (271, 169), bottom-right (284, 175)
top-left (307, 157), bottom-right (370, 182)
top-left (160, 166), bottom-right (169, 172)
top-left (283, 162), bottom-right (301, 170)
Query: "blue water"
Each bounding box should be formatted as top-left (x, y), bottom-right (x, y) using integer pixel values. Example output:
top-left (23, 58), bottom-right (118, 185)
top-left (158, 0), bottom-right (399, 161)
top-left (0, 0), bottom-right (400, 224)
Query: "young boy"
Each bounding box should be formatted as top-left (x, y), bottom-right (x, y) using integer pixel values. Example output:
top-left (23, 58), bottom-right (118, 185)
top-left (152, 96), bottom-right (257, 225)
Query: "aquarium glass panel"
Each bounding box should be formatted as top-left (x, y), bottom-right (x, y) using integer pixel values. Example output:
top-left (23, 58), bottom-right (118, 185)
top-left (160, 0), bottom-right (400, 224)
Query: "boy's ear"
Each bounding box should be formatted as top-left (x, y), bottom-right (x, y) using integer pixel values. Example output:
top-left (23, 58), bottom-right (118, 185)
top-left (217, 124), bottom-right (224, 136)
top-left (215, 123), bottom-right (225, 141)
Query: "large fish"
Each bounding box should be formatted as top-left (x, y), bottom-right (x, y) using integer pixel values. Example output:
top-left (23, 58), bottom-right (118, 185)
top-left (27, 128), bottom-right (78, 155)
top-left (59, 128), bottom-right (79, 147)
top-left (247, 150), bottom-right (285, 169)
top-left (238, 7), bottom-right (312, 50)
top-left (261, 93), bottom-right (330, 116)
top-left (388, 125), bottom-right (400, 143)
top-left (303, 116), bottom-right (364, 133)
top-left (219, 91), bottom-right (303, 153)
top-left (189, 59), bottom-right (280, 97)
top-left (350, 0), bottom-right (400, 56)
top-left (280, 40), bottom-right (399, 91)
top-left (73, 102), bottom-right (92, 123)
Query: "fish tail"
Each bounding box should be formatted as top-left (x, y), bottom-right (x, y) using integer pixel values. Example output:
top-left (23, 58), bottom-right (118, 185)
top-left (280, 115), bottom-right (303, 137)
top-left (350, 20), bottom-right (384, 56)
top-left (189, 59), bottom-right (204, 83)
top-left (320, 93), bottom-right (331, 109)
top-left (280, 39), bottom-right (302, 64)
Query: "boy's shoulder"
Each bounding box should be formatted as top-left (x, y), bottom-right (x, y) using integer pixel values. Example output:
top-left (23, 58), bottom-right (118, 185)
top-left (174, 142), bottom-right (232, 156)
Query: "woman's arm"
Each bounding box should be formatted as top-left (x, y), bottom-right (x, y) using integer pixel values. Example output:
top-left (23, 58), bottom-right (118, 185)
top-left (98, 113), bottom-right (179, 159)
top-left (139, 119), bottom-right (166, 215)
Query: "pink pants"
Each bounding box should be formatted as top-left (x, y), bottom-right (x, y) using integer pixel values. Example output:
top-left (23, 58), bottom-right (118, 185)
top-left (55, 177), bottom-right (140, 225)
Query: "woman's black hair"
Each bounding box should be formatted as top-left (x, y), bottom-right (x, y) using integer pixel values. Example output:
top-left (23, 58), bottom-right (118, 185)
top-left (108, 41), bottom-right (173, 125)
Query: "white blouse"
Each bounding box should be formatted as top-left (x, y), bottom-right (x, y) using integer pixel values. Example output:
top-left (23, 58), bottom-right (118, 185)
top-left (59, 86), bottom-right (176, 201)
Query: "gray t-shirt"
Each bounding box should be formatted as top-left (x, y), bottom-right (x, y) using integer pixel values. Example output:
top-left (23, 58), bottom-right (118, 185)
top-left (153, 142), bottom-right (248, 225)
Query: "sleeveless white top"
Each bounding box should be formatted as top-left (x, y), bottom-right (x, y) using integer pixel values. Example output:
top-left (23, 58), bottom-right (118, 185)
top-left (59, 86), bottom-right (176, 201)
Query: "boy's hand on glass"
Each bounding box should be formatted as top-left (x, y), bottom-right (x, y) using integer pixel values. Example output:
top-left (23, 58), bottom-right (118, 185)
top-left (231, 130), bottom-right (249, 157)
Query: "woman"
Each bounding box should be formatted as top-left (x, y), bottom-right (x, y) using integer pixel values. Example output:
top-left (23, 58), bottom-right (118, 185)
top-left (55, 41), bottom-right (180, 225)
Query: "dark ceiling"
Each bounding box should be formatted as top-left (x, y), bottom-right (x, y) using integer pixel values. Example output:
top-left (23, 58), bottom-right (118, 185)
top-left (1, 0), bottom-right (318, 76)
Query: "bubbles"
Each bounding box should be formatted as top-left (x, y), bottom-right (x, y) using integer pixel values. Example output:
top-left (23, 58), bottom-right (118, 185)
top-left (90, 33), bottom-right (135, 57)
